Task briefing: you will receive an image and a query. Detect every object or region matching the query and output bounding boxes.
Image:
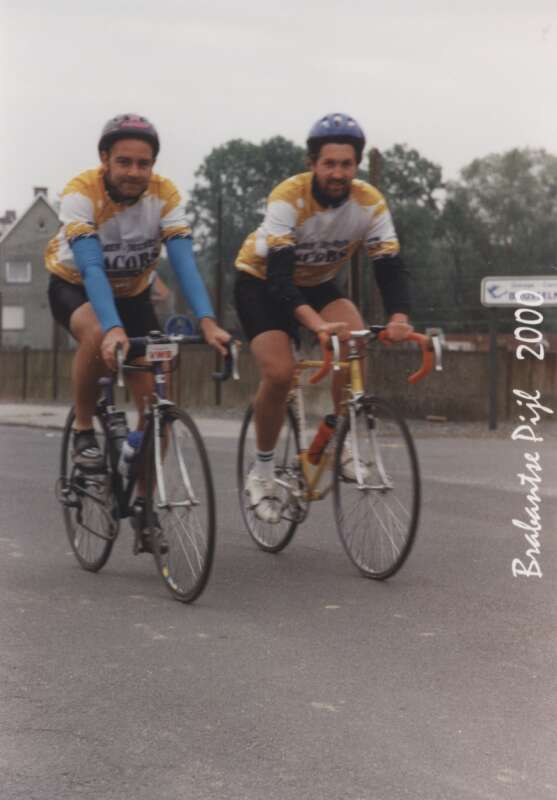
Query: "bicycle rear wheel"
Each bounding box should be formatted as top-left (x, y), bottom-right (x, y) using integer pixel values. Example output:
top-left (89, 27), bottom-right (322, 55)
top-left (58, 408), bottom-right (118, 572)
top-left (333, 397), bottom-right (420, 579)
top-left (237, 403), bottom-right (306, 553)
top-left (146, 407), bottom-right (215, 603)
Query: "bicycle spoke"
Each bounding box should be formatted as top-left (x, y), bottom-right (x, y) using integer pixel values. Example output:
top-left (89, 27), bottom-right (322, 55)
top-left (333, 398), bottom-right (420, 579)
top-left (163, 506), bottom-right (206, 576)
top-left (148, 409), bottom-right (215, 603)
top-left (237, 404), bottom-right (306, 553)
top-left (60, 409), bottom-right (117, 572)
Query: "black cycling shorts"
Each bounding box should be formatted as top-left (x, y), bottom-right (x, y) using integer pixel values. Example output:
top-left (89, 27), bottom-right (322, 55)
top-left (48, 274), bottom-right (160, 337)
top-left (234, 271), bottom-right (344, 342)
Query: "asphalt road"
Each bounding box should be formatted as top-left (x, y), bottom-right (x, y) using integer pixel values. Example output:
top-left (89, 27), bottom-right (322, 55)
top-left (1, 424), bottom-right (556, 800)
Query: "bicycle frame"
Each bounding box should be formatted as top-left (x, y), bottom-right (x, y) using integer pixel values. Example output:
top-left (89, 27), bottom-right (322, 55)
top-left (95, 372), bottom-right (153, 519)
top-left (286, 327), bottom-right (441, 501)
top-left (97, 334), bottom-right (238, 519)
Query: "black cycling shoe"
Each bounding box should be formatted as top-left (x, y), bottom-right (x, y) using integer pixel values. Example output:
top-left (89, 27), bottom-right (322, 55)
top-left (130, 498), bottom-right (168, 556)
top-left (72, 428), bottom-right (104, 472)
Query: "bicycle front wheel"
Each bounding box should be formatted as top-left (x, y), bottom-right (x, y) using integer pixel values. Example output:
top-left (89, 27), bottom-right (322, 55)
top-left (333, 397), bottom-right (420, 579)
top-left (146, 408), bottom-right (215, 603)
top-left (237, 403), bottom-right (306, 553)
top-left (59, 408), bottom-right (118, 572)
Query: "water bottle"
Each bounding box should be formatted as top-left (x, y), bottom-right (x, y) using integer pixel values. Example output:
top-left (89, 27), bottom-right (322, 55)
top-left (307, 414), bottom-right (337, 465)
top-left (118, 430), bottom-right (143, 478)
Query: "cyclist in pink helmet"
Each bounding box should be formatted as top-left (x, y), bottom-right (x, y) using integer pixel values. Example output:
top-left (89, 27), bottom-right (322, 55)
top-left (46, 113), bottom-right (230, 472)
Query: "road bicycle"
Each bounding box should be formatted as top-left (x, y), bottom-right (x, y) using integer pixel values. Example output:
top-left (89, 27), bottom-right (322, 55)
top-left (56, 332), bottom-right (239, 603)
top-left (237, 326), bottom-right (442, 579)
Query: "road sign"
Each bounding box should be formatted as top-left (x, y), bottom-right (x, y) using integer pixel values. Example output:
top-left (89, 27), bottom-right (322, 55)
top-left (481, 275), bottom-right (557, 307)
top-left (164, 314), bottom-right (195, 336)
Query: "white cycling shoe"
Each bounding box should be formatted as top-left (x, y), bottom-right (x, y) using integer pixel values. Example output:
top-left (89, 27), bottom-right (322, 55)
top-left (245, 469), bottom-right (282, 524)
top-left (340, 441), bottom-right (371, 482)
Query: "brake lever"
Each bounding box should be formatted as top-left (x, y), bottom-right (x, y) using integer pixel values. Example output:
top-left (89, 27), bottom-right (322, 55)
top-left (331, 334), bottom-right (341, 371)
top-left (212, 340), bottom-right (240, 382)
top-left (431, 334), bottom-right (443, 371)
top-left (116, 344), bottom-right (125, 388)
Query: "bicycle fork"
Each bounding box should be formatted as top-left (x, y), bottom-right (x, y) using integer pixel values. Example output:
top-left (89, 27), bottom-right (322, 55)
top-left (152, 403), bottom-right (199, 510)
top-left (347, 399), bottom-right (393, 492)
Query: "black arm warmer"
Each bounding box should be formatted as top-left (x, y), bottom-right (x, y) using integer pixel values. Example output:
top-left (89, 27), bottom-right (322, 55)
top-left (266, 246), bottom-right (307, 312)
top-left (373, 254), bottom-right (411, 316)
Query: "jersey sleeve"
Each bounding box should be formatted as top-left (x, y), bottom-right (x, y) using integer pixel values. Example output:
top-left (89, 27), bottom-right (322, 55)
top-left (159, 179), bottom-right (192, 241)
top-left (59, 176), bottom-right (97, 243)
top-left (364, 195), bottom-right (400, 260)
top-left (165, 237), bottom-right (215, 320)
top-left (70, 237), bottom-right (123, 333)
top-left (257, 177), bottom-right (302, 252)
top-left (264, 197), bottom-right (297, 251)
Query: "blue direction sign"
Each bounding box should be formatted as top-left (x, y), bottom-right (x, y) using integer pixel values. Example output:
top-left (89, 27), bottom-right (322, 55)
top-left (481, 276), bottom-right (557, 307)
top-left (164, 314), bottom-right (195, 336)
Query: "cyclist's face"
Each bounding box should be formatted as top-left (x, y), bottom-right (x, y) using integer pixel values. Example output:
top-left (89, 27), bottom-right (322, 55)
top-left (311, 144), bottom-right (358, 200)
top-left (100, 139), bottom-right (155, 200)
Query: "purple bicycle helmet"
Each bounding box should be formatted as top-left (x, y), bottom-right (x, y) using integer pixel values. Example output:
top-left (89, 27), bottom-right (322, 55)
top-left (306, 113), bottom-right (366, 162)
top-left (98, 113), bottom-right (160, 157)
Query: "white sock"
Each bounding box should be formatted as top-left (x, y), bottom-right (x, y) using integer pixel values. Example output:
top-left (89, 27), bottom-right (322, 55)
top-left (255, 450), bottom-right (275, 481)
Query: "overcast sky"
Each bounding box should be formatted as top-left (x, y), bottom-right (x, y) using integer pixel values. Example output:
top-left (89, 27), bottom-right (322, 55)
top-left (1, 0), bottom-right (556, 216)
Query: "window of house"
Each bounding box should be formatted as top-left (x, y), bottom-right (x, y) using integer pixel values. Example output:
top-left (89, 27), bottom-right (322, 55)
top-left (2, 306), bottom-right (25, 330)
top-left (6, 261), bottom-right (32, 284)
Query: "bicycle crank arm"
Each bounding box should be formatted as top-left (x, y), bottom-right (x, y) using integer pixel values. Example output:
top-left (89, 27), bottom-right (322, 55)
top-left (356, 482), bottom-right (393, 491)
top-left (156, 500), bottom-right (200, 509)
top-left (74, 514), bottom-right (118, 541)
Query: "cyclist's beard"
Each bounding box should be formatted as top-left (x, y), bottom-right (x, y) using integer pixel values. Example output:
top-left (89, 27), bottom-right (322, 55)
top-left (103, 172), bottom-right (146, 205)
top-left (323, 182), bottom-right (350, 202)
top-left (312, 175), bottom-right (351, 208)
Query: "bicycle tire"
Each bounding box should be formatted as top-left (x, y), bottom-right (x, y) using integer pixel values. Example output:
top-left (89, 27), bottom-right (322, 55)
top-left (237, 402), bottom-right (306, 553)
top-left (145, 407), bottom-right (215, 603)
top-left (333, 397), bottom-right (420, 579)
top-left (59, 408), bottom-right (118, 572)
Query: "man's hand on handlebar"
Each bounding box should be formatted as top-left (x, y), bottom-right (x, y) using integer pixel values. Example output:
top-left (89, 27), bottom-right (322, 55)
top-left (200, 317), bottom-right (231, 356)
top-left (101, 327), bottom-right (129, 371)
top-left (384, 313), bottom-right (413, 343)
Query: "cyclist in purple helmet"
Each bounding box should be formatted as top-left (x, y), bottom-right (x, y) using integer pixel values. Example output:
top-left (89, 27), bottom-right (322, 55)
top-left (234, 112), bottom-right (412, 523)
top-left (46, 113), bottom-right (230, 475)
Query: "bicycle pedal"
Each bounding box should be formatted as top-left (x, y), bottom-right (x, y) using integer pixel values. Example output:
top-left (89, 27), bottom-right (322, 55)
top-left (62, 496), bottom-right (81, 509)
top-left (74, 463), bottom-right (107, 476)
top-left (55, 479), bottom-right (80, 508)
top-left (133, 539), bottom-right (147, 555)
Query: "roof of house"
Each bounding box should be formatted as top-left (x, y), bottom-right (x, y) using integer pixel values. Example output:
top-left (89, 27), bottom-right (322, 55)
top-left (0, 194), bottom-right (59, 245)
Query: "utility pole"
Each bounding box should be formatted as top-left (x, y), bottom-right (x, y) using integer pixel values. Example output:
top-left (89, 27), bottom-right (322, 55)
top-left (214, 182), bottom-right (224, 406)
top-left (369, 147), bottom-right (381, 186)
top-left (348, 250), bottom-right (361, 311)
top-left (52, 320), bottom-right (60, 400)
top-left (349, 148), bottom-right (384, 316)
top-left (368, 147), bottom-right (383, 323)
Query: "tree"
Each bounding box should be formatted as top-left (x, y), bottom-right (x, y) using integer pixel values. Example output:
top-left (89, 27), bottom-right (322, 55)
top-left (369, 144), bottom-right (447, 328)
top-left (375, 143), bottom-right (444, 212)
top-left (439, 148), bottom-right (557, 331)
top-left (186, 136), bottom-right (306, 326)
top-left (372, 145), bottom-right (557, 333)
top-left (455, 148), bottom-right (557, 272)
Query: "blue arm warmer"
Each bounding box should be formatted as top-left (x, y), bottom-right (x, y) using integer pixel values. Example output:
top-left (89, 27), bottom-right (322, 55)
top-left (166, 236), bottom-right (215, 320)
top-left (70, 236), bottom-right (123, 333)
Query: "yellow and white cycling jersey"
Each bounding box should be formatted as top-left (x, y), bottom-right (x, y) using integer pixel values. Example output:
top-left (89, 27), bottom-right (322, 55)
top-left (45, 167), bottom-right (191, 297)
top-left (235, 172), bottom-right (399, 286)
